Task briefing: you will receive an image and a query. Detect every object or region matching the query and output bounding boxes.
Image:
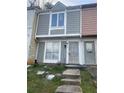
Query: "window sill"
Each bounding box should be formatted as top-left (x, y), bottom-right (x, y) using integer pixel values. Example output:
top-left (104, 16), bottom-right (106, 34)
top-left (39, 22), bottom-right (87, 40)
top-left (44, 59), bottom-right (59, 63)
top-left (50, 27), bottom-right (64, 30)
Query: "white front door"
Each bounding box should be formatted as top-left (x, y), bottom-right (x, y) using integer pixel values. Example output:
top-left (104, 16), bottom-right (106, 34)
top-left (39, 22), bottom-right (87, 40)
top-left (68, 41), bottom-right (79, 64)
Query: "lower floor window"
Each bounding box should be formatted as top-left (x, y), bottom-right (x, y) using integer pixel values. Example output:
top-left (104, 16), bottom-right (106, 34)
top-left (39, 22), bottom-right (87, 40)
top-left (45, 42), bottom-right (59, 61)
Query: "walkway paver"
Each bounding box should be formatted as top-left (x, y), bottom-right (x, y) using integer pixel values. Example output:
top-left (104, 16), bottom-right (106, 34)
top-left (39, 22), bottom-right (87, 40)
top-left (63, 69), bottom-right (80, 79)
top-left (55, 68), bottom-right (83, 93)
top-left (55, 85), bottom-right (82, 93)
top-left (61, 78), bottom-right (81, 85)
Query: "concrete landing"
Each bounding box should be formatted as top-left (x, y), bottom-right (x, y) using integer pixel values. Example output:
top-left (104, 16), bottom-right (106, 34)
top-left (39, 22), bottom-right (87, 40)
top-left (55, 85), bottom-right (82, 93)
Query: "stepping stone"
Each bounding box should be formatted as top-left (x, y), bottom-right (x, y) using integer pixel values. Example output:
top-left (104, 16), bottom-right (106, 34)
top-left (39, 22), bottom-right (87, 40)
top-left (61, 78), bottom-right (81, 85)
top-left (36, 71), bottom-right (45, 75)
top-left (55, 85), bottom-right (82, 93)
top-left (63, 69), bottom-right (80, 79)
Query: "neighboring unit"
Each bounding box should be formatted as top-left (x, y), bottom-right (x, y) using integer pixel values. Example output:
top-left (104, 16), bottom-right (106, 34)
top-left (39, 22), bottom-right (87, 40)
top-left (82, 3), bottom-right (97, 65)
top-left (35, 2), bottom-right (97, 65)
top-left (27, 5), bottom-right (40, 64)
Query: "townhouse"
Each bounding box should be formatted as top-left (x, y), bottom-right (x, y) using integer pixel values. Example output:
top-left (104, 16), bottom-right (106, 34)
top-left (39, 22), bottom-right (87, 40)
top-left (34, 1), bottom-right (97, 65)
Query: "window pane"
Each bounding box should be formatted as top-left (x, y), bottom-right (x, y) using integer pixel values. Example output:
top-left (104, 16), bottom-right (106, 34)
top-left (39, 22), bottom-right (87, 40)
top-left (51, 14), bottom-right (57, 26)
top-left (52, 53), bottom-right (59, 60)
top-left (46, 43), bottom-right (52, 52)
top-left (58, 13), bottom-right (64, 26)
top-left (45, 42), bottom-right (59, 60)
top-left (53, 43), bottom-right (59, 52)
top-left (45, 52), bottom-right (52, 60)
top-left (86, 43), bottom-right (93, 52)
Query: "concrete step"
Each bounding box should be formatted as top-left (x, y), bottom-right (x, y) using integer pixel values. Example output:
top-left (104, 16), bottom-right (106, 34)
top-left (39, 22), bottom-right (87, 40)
top-left (55, 85), bottom-right (82, 93)
top-left (61, 78), bottom-right (81, 85)
top-left (62, 69), bottom-right (80, 79)
top-left (65, 64), bottom-right (86, 68)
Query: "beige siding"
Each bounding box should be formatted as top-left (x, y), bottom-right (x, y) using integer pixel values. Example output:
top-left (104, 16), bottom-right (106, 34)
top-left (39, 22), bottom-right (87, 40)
top-left (28, 13), bottom-right (38, 64)
top-left (82, 7), bottom-right (97, 36)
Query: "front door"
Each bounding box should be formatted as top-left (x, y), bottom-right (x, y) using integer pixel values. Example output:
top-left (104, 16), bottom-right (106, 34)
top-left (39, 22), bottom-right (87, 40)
top-left (84, 41), bottom-right (96, 64)
top-left (68, 41), bottom-right (79, 64)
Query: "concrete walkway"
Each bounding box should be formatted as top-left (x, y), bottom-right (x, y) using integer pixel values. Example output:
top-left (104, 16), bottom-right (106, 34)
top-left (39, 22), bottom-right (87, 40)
top-left (55, 69), bottom-right (83, 93)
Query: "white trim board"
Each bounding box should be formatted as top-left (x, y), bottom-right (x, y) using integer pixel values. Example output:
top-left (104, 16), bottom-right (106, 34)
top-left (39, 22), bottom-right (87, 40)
top-left (35, 13), bottom-right (39, 39)
top-left (35, 43), bottom-right (39, 59)
top-left (80, 9), bottom-right (82, 37)
top-left (36, 34), bottom-right (80, 38)
top-left (38, 9), bottom-right (81, 15)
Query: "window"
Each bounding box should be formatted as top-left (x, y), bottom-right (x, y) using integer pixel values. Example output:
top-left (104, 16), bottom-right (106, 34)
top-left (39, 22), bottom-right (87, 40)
top-left (45, 42), bottom-right (59, 61)
top-left (86, 43), bottom-right (93, 52)
top-left (51, 14), bottom-right (57, 26)
top-left (51, 13), bottom-right (64, 27)
top-left (58, 13), bottom-right (64, 26)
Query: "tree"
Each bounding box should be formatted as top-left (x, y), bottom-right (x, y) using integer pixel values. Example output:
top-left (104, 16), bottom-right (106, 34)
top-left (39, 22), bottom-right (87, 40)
top-left (45, 2), bottom-right (53, 9)
top-left (28, 0), bottom-right (37, 7)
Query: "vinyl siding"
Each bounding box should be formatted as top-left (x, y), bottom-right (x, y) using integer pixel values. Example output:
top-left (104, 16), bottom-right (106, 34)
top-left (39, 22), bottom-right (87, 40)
top-left (66, 11), bottom-right (80, 34)
top-left (37, 14), bottom-right (49, 35)
top-left (82, 7), bottom-right (97, 36)
top-left (37, 42), bottom-right (45, 63)
top-left (50, 29), bottom-right (64, 35)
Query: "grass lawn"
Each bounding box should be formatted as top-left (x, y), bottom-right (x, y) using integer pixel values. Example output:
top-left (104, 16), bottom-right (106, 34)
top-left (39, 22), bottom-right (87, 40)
top-left (80, 69), bottom-right (97, 93)
top-left (27, 64), bottom-right (97, 93)
top-left (27, 64), bottom-right (65, 93)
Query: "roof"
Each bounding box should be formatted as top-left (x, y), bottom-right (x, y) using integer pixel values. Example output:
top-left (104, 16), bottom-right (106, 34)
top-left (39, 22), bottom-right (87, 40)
top-left (36, 1), bottom-right (97, 13)
top-left (82, 3), bottom-right (97, 8)
top-left (27, 6), bottom-right (41, 10)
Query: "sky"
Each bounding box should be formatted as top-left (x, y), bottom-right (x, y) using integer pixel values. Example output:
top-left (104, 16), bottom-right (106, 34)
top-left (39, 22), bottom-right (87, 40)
top-left (52, 0), bottom-right (96, 6)
top-left (27, 0), bottom-right (96, 7)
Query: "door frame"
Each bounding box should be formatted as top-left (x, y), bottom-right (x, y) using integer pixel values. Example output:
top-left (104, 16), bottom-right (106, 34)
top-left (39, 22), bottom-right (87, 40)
top-left (84, 41), bottom-right (96, 65)
top-left (66, 40), bottom-right (80, 64)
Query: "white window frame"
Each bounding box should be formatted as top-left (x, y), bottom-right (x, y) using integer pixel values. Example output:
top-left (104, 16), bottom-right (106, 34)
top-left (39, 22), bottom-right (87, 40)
top-left (44, 41), bottom-right (61, 63)
top-left (50, 11), bottom-right (65, 30)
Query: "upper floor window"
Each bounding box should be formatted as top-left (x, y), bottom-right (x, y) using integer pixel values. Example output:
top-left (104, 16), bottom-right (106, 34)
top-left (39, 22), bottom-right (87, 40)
top-left (51, 14), bottom-right (57, 26)
top-left (51, 12), bottom-right (65, 27)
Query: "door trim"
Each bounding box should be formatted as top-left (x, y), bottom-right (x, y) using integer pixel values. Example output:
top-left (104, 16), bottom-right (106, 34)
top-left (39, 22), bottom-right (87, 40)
top-left (67, 41), bottom-right (80, 64)
top-left (84, 41), bottom-right (96, 65)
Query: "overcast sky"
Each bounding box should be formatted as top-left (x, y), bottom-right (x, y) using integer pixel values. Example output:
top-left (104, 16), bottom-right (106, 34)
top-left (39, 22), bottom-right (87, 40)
top-left (52, 0), bottom-right (96, 6)
top-left (27, 0), bottom-right (96, 7)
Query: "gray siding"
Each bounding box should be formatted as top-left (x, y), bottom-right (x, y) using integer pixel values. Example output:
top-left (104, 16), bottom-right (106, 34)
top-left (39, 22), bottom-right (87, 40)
top-left (61, 41), bottom-right (67, 63)
top-left (37, 42), bottom-right (45, 63)
top-left (37, 14), bottom-right (49, 35)
top-left (50, 29), bottom-right (64, 35)
top-left (66, 11), bottom-right (80, 34)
